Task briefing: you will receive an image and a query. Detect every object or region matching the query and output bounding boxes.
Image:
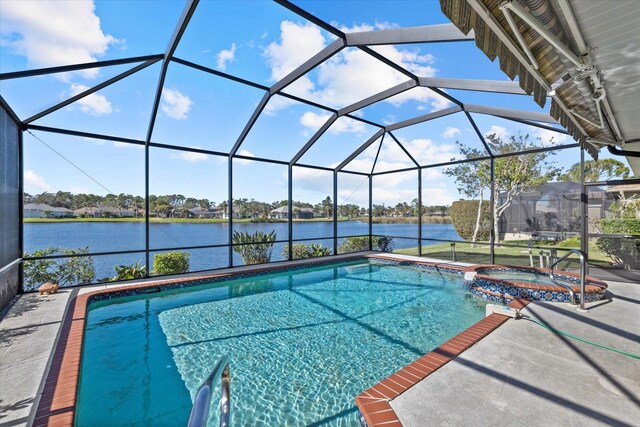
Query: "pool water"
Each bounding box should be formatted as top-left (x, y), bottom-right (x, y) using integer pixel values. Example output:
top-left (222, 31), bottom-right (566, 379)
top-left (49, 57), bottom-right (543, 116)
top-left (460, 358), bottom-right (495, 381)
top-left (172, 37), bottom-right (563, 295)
top-left (76, 259), bottom-right (487, 426)
top-left (481, 269), bottom-right (572, 286)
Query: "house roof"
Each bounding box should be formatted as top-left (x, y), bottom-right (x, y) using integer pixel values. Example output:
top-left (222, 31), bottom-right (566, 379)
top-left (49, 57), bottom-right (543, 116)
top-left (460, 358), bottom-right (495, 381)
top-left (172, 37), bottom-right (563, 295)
top-left (24, 203), bottom-right (73, 212)
top-left (270, 206), bottom-right (313, 213)
top-left (606, 184), bottom-right (640, 193)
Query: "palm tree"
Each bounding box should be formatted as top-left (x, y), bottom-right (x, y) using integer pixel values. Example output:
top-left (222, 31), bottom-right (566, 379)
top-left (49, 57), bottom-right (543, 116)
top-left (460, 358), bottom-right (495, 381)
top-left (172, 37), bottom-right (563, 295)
top-left (232, 230), bottom-right (277, 264)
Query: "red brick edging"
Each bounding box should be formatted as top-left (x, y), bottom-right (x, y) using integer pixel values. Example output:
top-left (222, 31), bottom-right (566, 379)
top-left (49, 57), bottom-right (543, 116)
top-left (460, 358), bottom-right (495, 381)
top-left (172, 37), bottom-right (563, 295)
top-left (355, 298), bottom-right (531, 427)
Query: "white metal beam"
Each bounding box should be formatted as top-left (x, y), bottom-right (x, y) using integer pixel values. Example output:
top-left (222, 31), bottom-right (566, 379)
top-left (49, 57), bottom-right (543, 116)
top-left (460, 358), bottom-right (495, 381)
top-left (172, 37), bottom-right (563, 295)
top-left (345, 24), bottom-right (474, 46)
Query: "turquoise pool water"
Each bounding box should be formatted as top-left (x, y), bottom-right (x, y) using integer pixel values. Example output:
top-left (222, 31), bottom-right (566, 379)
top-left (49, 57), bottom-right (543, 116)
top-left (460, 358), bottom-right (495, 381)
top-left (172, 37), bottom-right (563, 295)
top-left (76, 259), bottom-right (487, 426)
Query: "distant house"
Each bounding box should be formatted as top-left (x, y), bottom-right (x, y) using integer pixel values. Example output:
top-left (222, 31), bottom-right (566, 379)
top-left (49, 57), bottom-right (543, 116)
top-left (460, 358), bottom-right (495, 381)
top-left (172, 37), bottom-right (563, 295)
top-left (74, 207), bottom-right (100, 217)
top-left (212, 206), bottom-right (242, 219)
top-left (269, 206), bottom-right (314, 219)
top-left (190, 207), bottom-right (218, 219)
top-left (298, 208), bottom-right (314, 219)
top-left (24, 203), bottom-right (74, 218)
top-left (606, 183), bottom-right (640, 206)
top-left (497, 181), bottom-right (627, 240)
top-left (74, 206), bottom-right (136, 218)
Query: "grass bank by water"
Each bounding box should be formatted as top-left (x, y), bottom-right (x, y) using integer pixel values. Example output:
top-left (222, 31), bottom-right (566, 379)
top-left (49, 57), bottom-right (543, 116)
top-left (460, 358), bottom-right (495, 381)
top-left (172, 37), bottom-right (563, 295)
top-left (393, 241), bottom-right (612, 267)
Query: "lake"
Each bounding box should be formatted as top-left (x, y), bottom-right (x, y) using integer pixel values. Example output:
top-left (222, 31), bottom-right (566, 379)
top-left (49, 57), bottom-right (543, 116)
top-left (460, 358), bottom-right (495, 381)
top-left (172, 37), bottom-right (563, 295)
top-left (24, 221), bottom-right (460, 279)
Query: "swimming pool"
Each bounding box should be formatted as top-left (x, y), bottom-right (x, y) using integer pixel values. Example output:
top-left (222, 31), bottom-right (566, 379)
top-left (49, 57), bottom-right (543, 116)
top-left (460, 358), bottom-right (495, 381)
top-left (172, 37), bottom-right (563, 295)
top-left (75, 258), bottom-right (487, 426)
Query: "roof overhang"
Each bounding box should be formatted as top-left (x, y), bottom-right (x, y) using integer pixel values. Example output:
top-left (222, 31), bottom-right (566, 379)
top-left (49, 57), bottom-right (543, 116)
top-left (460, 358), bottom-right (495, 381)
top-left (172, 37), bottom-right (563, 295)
top-left (439, 0), bottom-right (640, 167)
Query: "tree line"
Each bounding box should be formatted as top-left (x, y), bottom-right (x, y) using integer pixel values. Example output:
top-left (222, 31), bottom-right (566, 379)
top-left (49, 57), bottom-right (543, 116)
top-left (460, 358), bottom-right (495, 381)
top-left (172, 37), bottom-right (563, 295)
top-left (25, 191), bottom-right (448, 218)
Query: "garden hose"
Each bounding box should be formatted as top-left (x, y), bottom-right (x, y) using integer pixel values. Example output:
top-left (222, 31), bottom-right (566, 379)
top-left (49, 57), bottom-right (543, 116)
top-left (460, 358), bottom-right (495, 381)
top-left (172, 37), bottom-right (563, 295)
top-left (520, 315), bottom-right (640, 359)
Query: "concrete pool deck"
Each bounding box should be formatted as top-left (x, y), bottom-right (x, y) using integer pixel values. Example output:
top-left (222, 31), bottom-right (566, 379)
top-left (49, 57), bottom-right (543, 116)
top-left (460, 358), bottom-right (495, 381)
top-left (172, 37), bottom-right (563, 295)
top-left (390, 279), bottom-right (640, 426)
top-left (1, 254), bottom-right (638, 426)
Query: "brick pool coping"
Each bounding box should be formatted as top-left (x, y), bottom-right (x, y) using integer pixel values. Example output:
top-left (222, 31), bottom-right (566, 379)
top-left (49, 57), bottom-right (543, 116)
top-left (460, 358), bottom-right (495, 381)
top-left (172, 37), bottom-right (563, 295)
top-left (33, 255), bottom-right (518, 426)
top-left (355, 297), bottom-right (531, 427)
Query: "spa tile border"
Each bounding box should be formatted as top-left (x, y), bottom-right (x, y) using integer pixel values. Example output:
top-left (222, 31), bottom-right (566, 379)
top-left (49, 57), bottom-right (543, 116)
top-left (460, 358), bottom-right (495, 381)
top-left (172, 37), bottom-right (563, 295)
top-left (464, 264), bottom-right (607, 305)
top-left (468, 264), bottom-right (608, 292)
top-left (34, 254), bottom-right (455, 426)
top-left (355, 298), bottom-right (531, 427)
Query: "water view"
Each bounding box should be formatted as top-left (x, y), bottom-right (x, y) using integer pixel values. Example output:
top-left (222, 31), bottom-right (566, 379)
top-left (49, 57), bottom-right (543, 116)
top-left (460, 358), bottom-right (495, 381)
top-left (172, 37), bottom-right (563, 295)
top-left (24, 221), bottom-right (461, 278)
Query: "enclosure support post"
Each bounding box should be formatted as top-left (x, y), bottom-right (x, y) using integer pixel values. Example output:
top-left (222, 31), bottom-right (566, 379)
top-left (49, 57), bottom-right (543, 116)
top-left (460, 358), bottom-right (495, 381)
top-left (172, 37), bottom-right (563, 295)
top-left (228, 157), bottom-right (234, 268)
top-left (288, 165), bottom-right (293, 261)
top-left (490, 157), bottom-right (496, 264)
top-left (18, 129), bottom-right (24, 292)
top-left (333, 170), bottom-right (338, 255)
top-left (580, 148), bottom-right (589, 274)
top-left (369, 175), bottom-right (373, 251)
top-left (418, 168), bottom-right (422, 257)
top-left (144, 140), bottom-right (150, 277)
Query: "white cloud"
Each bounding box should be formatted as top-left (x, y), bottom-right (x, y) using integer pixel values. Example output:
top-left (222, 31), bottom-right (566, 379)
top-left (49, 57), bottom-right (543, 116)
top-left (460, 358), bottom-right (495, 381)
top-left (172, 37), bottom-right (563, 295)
top-left (263, 95), bottom-right (297, 115)
top-left (300, 111), bottom-right (329, 130)
top-left (300, 112), bottom-right (365, 135)
top-left (0, 0), bottom-right (120, 80)
top-left (399, 138), bottom-right (458, 165)
top-left (531, 126), bottom-right (569, 145)
top-left (69, 84), bottom-right (113, 115)
top-left (340, 136), bottom-right (458, 176)
top-left (112, 141), bottom-right (142, 149)
top-left (485, 125), bottom-right (510, 140)
top-left (291, 167), bottom-right (333, 195)
top-left (443, 126), bottom-right (461, 139)
top-left (235, 149), bottom-right (255, 165)
top-left (216, 43), bottom-right (236, 71)
top-left (263, 21), bottom-right (447, 114)
top-left (342, 158), bottom-right (375, 174)
top-left (420, 187), bottom-right (457, 206)
top-left (161, 88), bottom-right (192, 120)
top-left (24, 170), bottom-right (50, 191)
top-left (179, 149), bottom-right (208, 163)
top-left (264, 21), bottom-right (326, 81)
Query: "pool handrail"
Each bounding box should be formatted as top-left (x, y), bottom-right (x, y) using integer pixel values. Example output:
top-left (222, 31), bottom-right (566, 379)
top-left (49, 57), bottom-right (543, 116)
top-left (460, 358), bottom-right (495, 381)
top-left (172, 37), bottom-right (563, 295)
top-left (187, 356), bottom-right (231, 427)
top-left (549, 249), bottom-right (587, 311)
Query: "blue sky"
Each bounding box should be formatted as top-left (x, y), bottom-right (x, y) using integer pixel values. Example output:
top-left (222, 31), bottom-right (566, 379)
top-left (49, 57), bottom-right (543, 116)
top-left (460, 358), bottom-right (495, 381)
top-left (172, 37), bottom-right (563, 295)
top-left (1, 0), bottom-right (630, 207)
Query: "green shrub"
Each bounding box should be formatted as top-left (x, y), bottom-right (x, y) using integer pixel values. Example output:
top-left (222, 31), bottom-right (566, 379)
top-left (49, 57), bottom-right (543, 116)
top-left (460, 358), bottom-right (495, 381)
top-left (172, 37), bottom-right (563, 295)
top-left (232, 230), bottom-right (277, 265)
top-left (282, 243), bottom-right (332, 259)
top-left (23, 247), bottom-right (96, 291)
top-left (450, 200), bottom-right (491, 241)
top-left (153, 252), bottom-right (190, 275)
top-left (339, 236), bottom-right (394, 253)
top-left (112, 261), bottom-right (147, 281)
top-left (596, 218), bottom-right (640, 269)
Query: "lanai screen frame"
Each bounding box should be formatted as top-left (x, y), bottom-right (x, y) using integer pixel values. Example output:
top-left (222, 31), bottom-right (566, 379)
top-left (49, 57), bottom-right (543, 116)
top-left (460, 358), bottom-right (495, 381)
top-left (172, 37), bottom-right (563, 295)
top-left (1, 0), bottom-right (613, 290)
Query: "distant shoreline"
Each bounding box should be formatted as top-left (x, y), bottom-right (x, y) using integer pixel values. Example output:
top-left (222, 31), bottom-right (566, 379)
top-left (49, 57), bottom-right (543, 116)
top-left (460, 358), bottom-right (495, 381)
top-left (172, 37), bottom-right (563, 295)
top-left (24, 216), bottom-right (451, 224)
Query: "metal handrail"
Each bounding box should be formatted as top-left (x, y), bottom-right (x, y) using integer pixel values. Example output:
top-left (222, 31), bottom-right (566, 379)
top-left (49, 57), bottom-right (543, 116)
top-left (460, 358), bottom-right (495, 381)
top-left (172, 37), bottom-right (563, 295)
top-left (188, 356), bottom-right (231, 427)
top-left (549, 249), bottom-right (587, 312)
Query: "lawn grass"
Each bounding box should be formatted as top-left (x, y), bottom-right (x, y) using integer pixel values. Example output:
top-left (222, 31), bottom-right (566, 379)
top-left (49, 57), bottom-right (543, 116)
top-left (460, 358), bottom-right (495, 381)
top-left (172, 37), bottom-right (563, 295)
top-left (394, 241), bottom-right (613, 268)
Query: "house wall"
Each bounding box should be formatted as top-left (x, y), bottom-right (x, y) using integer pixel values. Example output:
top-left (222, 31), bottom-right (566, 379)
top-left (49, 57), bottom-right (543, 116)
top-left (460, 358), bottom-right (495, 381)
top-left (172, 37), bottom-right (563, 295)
top-left (23, 209), bottom-right (46, 218)
top-left (0, 105), bottom-right (20, 311)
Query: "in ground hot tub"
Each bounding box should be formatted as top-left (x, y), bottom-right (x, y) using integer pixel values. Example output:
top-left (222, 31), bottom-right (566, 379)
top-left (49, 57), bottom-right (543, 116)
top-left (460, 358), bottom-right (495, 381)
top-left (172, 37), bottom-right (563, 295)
top-left (465, 265), bottom-right (607, 304)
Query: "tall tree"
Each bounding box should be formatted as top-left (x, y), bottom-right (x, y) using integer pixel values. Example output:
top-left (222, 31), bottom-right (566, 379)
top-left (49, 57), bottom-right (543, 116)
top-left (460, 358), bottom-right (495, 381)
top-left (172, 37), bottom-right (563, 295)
top-left (559, 158), bottom-right (630, 182)
top-left (445, 133), bottom-right (560, 242)
top-left (444, 145), bottom-right (490, 244)
top-left (321, 196), bottom-right (333, 218)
